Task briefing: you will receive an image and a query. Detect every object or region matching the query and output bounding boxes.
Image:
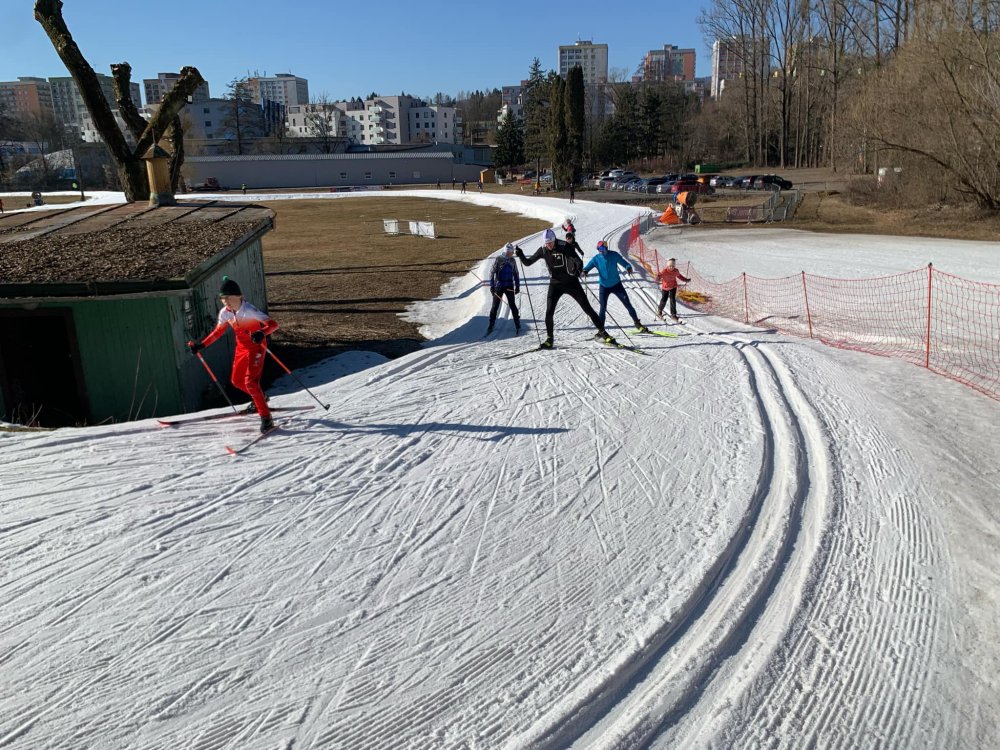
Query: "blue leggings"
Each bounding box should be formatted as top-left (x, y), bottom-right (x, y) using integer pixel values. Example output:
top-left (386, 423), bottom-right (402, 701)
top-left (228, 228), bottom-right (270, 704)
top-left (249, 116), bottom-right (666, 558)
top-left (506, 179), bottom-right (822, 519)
top-left (597, 283), bottom-right (639, 327)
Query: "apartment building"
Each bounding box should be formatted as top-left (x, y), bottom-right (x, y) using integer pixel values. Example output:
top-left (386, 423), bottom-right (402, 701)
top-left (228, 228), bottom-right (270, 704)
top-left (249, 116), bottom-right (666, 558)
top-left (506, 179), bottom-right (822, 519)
top-left (711, 37), bottom-right (770, 98)
top-left (286, 95), bottom-right (459, 146)
top-left (643, 45), bottom-right (696, 82)
top-left (558, 41), bottom-right (609, 85)
top-left (0, 77), bottom-right (54, 120)
top-left (248, 74), bottom-right (309, 108)
top-left (49, 75), bottom-right (142, 132)
top-left (143, 72), bottom-right (211, 105)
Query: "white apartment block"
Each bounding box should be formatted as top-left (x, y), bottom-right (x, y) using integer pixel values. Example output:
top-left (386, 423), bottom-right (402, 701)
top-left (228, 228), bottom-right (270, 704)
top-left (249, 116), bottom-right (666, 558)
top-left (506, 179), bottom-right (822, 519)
top-left (558, 41), bottom-right (609, 85)
top-left (286, 95), bottom-right (459, 146)
top-left (143, 72), bottom-right (210, 105)
top-left (248, 74), bottom-right (309, 108)
top-left (49, 75), bottom-right (142, 133)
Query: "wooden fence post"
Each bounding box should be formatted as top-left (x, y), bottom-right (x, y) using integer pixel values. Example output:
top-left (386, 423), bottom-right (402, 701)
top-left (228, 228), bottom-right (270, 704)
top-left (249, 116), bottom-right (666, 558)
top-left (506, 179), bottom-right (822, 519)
top-left (801, 271), bottom-right (814, 338)
top-left (925, 263), bottom-right (933, 368)
top-left (742, 272), bottom-right (750, 324)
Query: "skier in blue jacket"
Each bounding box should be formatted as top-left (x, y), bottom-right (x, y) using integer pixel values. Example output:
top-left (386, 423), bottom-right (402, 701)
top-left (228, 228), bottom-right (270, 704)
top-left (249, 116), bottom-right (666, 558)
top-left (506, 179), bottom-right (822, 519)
top-left (583, 240), bottom-right (650, 333)
top-left (487, 243), bottom-right (521, 334)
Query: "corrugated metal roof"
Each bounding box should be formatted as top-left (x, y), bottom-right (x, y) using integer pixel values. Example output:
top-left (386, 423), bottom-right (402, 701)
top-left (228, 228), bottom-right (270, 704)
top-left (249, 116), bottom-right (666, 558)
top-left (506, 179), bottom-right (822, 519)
top-left (186, 151), bottom-right (455, 162)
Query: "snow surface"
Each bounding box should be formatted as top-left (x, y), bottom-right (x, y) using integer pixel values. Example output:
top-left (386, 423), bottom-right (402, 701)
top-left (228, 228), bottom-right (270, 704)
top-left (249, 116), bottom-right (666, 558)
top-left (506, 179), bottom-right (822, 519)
top-left (2, 190), bottom-right (999, 749)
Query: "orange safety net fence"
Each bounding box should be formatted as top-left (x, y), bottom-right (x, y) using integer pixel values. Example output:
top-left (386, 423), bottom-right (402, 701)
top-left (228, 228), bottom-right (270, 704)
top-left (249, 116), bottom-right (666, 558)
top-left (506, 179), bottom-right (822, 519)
top-left (626, 218), bottom-right (1000, 400)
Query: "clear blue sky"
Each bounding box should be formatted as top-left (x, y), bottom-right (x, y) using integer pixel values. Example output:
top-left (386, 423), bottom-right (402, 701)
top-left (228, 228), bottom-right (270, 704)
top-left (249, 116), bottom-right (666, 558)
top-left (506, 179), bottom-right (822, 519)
top-left (2, 1), bottom-right (710, 103)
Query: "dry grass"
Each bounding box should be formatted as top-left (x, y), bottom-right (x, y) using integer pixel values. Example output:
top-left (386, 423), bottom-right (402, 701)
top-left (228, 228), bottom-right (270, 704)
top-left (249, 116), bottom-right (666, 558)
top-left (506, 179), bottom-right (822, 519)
top-left (259, 197), bottom-right (548, 370)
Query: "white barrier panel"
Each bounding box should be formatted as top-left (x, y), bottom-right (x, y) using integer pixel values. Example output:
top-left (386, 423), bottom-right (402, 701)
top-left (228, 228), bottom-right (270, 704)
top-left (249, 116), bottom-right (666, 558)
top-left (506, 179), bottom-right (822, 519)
top-left (383, 219), bottom-right (400, 235)
top-left (416, 221), bottom-right (436, 238)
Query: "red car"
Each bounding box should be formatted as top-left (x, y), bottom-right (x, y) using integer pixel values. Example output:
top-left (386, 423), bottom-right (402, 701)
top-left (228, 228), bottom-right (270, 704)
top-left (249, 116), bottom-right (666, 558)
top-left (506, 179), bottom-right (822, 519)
top-left (670, 180), bottom-right (713, 195)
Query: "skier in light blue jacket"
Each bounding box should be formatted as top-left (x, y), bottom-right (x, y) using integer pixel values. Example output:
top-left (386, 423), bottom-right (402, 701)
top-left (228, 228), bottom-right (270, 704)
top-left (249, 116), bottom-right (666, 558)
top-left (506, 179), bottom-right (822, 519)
top-left (583, 240), bottom-right (650, 333)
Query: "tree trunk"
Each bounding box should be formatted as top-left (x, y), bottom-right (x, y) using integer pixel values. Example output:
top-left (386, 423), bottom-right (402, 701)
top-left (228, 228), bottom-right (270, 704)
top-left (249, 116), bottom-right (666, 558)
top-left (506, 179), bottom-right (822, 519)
top-left (34, 0), bottom-right (203, 202)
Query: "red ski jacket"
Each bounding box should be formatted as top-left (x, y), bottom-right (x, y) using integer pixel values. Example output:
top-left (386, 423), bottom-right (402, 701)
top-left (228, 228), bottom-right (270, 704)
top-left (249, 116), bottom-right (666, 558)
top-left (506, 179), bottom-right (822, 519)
top-left (200, 301), bottom-right (279, 349)
top-left (657, 267), bottom-right (690, 291)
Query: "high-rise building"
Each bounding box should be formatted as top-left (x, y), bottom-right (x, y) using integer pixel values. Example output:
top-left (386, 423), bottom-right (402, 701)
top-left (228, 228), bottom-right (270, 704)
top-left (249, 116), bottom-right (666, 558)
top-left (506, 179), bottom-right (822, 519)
top-left (558, 41), bottom-right (609, 85)
top-left (712, 37), bottom-right (769, 98)
top-left (0, 77), bottom-right (54, 120)
top-left (247, 74), bottom-right (309, 108)
top-left (643, 45), bottom-right (696, 82)
top-left (144, 72), bottom-right (210, 105)
top-left (49, 74), bottom-right (142, 131)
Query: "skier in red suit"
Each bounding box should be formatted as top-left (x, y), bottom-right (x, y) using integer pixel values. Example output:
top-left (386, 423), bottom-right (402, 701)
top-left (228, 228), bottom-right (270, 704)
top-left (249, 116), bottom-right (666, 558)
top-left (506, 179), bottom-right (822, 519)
top-left (188, 277), bottom-right (279, 432)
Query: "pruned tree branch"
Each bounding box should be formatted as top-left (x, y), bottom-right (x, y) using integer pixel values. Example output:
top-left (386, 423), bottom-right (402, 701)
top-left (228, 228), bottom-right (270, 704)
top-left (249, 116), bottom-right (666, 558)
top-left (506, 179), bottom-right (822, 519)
top-left (110, 62), bottom-right (146, 141)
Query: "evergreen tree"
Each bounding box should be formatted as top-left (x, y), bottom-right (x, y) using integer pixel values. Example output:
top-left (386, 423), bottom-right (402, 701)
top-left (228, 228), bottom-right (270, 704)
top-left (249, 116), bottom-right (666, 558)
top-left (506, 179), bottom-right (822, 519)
top-left (564, 66), bottom-right (586, 184)
top-left (638, 87), bottom-right (664, 160)
top-left (547, 75), bottom-right (568, 188)
top-left (494, 110), bottom-right (525, 177)
top-left (522, 58), bottom-right (549, 181)
top-left (610, 83), bottom-right (640, 165)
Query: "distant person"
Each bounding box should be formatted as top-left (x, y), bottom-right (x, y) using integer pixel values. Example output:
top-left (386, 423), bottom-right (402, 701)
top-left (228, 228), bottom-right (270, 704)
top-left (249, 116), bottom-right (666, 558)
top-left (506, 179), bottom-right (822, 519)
top-left (486, 244), bottom-right (521, 335)
top-left (0, 197), bottom-right (4, 214)
top-left (452, 178), bottom-right (456, 190)
top-left (569, 183), bottom-right (575, 203)
top-left (583, 240), bottom-right (649, 332)
top-left (516, 229), bottom-right (614, 349)
top-left (241, 183), bottom-right (247, 195)
top-left (187, 277), bottom-right (280, 433)
top-left (461, 180), bottom-right (467, 194)
top-left (477, 179), bottom-right (483, 193)
top-left (656, 258), bottom-right (691, 323)
top-left (437, 180), bottom-right (441, 189)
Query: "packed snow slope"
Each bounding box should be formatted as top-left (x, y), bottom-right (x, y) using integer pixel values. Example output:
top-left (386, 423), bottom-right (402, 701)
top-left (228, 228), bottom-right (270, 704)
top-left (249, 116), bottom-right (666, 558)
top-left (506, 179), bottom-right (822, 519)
top-left (2, 191), bottom-right (999, 750)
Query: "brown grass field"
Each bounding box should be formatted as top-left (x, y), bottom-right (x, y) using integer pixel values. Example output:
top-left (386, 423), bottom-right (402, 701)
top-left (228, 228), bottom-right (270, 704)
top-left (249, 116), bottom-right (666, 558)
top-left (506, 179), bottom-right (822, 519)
top-left (260, 197), bottom-right (548, 371)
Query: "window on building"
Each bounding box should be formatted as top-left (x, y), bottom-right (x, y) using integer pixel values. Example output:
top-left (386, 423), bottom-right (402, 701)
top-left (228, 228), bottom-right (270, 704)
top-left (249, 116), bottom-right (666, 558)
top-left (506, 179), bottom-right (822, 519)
top-left (203, 107), bottom-right (210, 114)
top-left (204, 121), bottom-right (211, 127)
top-left (389, 171), bottom-right (396, 178)
top-left (432, 132), bottom-right (436, 138)
top-left (364, 171), bottom-right (372, 179)
top-left (340, 172), bottom-right (347, 179)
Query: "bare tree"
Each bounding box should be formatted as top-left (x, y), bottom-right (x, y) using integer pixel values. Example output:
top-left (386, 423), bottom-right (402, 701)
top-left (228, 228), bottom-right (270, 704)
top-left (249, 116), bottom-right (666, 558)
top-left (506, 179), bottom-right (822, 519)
top-left (304, 94), bottom-right (339, 154)
top-left (34, 0), bottom-right (204, 201)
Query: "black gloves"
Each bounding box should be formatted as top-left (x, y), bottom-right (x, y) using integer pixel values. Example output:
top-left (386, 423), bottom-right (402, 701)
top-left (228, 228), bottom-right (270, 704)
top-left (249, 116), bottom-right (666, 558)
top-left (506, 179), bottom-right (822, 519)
top-left (515, 247), bottom-right (525, 259)
top-left (187, 340), bottom-right (204, 354)
top-left (250, 330), bottom-right (265, 344)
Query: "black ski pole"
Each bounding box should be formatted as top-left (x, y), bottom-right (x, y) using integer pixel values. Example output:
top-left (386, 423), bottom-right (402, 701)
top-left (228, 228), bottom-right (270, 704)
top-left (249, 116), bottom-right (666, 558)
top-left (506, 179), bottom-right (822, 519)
top-left (266, 349), bottom-right (330, 410)
top-left (583, 281), bottom-right (639, 347)
top-left (195, 352), bottom-right (239, 413)
top-left (516, 254), bottom-right (543, 346)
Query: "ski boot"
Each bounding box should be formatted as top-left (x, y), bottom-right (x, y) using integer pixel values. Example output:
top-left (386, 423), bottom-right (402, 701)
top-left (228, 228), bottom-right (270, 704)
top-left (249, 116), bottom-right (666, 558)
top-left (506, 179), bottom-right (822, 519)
top-left (634, 322), bottom-right (651, 334)
top-left (539, 338), bottom-right (554, 349)
top-left (514, 320), bottom-right (521, 335)
top-left (597, 329), bottom-right (617, 345)
top-left (259, 415), bottom-right (275, 433)
top-left (243, 396), bottom-right (270, 414)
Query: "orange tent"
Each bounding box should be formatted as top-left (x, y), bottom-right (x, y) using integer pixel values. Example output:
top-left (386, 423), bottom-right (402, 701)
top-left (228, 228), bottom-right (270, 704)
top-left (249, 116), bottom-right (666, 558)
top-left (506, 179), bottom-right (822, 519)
top-left (658, 205), bottom-right (681, 225)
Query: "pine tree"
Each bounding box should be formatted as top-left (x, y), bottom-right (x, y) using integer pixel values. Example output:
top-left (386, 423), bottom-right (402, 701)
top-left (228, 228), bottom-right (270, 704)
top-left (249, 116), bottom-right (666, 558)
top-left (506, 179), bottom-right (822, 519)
top-left (564, 66), bottom-right (586, 185)
top-left (494, 110), bottom-right (525, 177)
top-left (547, 75), bottom-right (568, 188)
top-left (522, 58), bottom-right (549, 184)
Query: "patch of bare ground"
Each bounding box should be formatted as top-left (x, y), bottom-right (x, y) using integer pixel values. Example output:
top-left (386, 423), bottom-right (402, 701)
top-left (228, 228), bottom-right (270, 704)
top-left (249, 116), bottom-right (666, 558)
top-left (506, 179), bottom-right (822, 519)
top-left (259, 197), bottom-right (549, 372)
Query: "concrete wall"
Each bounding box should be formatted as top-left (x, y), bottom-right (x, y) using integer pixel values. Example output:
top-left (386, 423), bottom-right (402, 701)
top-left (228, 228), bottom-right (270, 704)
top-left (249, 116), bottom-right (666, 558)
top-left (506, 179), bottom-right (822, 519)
top-left (183, 153), bottom-right (485, 189)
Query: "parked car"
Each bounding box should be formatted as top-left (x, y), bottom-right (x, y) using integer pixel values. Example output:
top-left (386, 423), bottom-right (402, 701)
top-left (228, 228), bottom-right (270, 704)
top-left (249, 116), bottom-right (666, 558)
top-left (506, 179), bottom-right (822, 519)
top-left (671, 180), bottom-right (714, 195)
top-left (710, 174), bottom-right (739, 188)
top-left (608, 172), bottom-right (638, 190)
top-left (753, 174), bottom-right (793, 190)
top-left (617, 177), bottom-right (643, 191)
top-left (736, 175), bottom-right (762, 189)
top-left (640, 177), bottom-right (671, 193)
top-left (599, 176), bottom-right (617, 189)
